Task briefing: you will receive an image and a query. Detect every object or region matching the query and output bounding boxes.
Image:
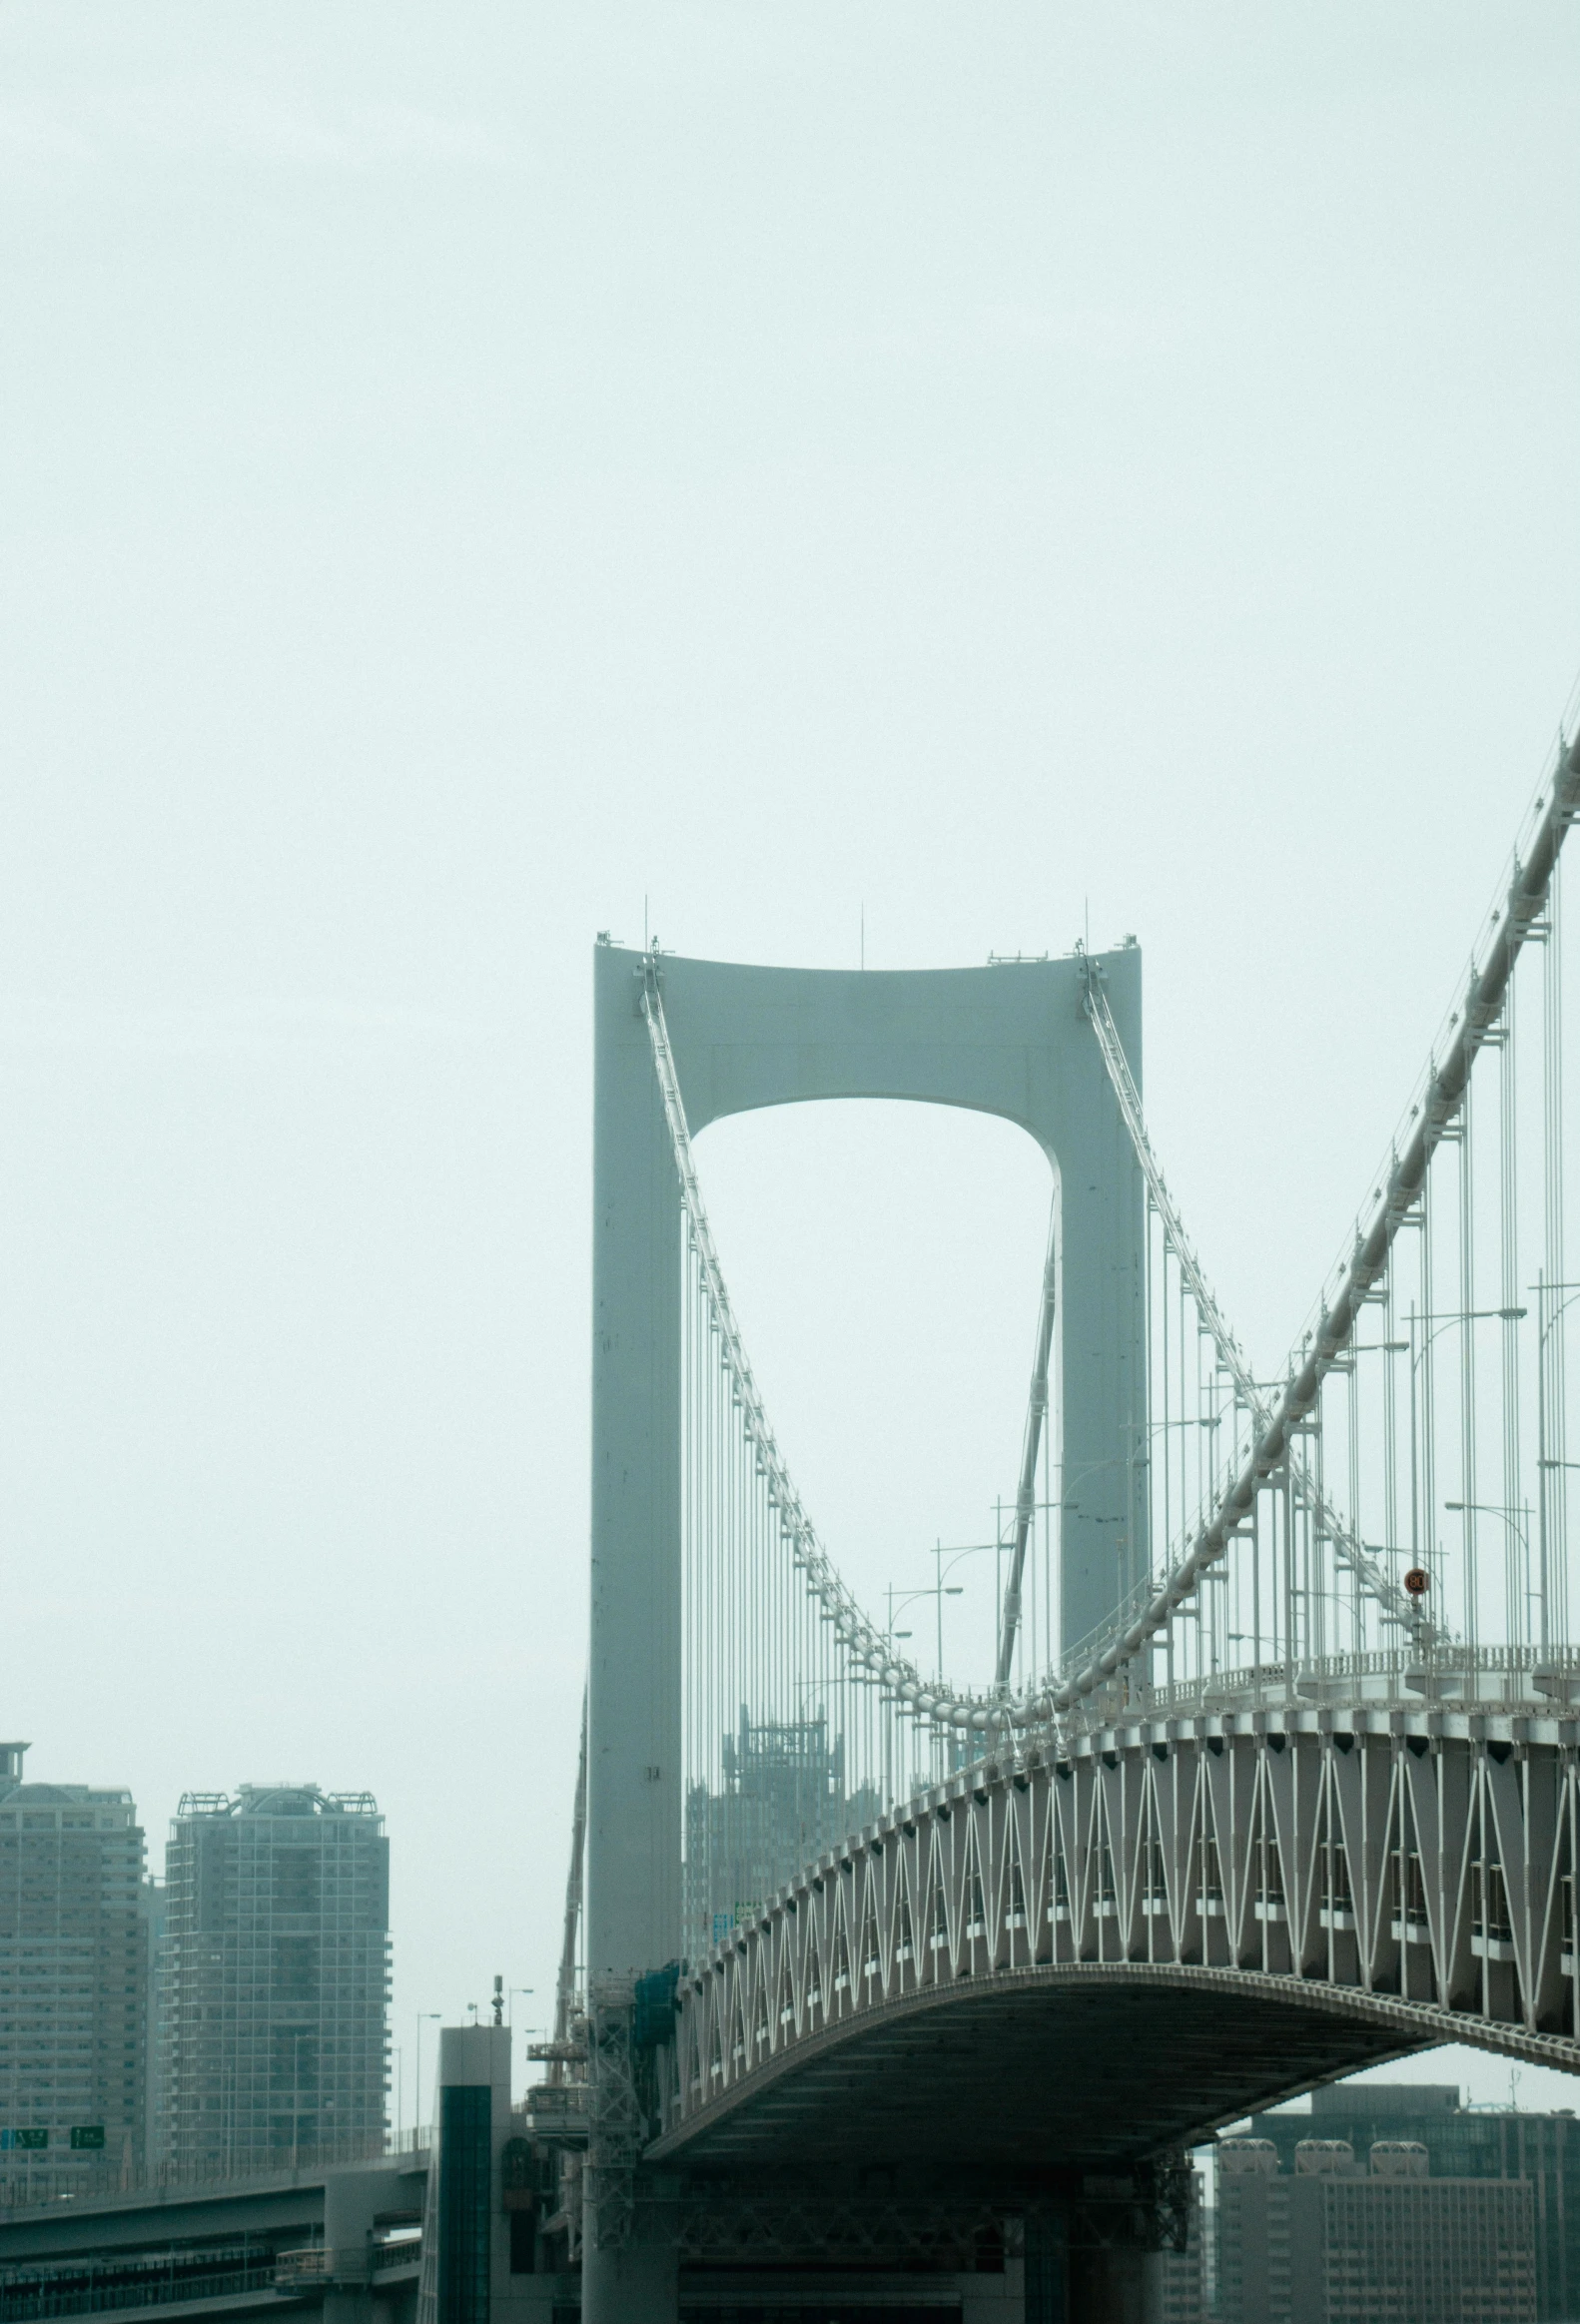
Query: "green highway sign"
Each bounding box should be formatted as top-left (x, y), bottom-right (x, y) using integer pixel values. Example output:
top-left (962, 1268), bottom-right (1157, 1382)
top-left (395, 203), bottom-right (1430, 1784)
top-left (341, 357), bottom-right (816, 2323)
top-left (70, 2126), bottom-right (106, 2150)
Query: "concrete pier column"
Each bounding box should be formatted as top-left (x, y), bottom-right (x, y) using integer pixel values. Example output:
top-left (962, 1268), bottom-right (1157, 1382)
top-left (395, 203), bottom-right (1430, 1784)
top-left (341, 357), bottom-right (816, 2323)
top-left (1025, 2215), bottom-right (1160, 2324)
top-left (322, 2159), bottom-right (422, 2324)
top-left (1068, 2243), bottom-right (1150, 2324)
top-left (580, 2157), bottom-right (678, 2324)
top-left (578, 2239), bottom-right (677, 2321)
top-left (961, 2257), bottom-right (1028, 2318)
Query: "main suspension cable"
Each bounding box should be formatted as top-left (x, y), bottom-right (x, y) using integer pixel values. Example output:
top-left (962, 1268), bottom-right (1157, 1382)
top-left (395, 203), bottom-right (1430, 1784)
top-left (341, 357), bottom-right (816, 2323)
top-left (1082, 970), bottom-right (1437, 1649)
top-left (1042, 724), bottom-right (1580, 1719)
top-left (640, 960), bottom-right (982, 1738)
top-left (640, 707), bottom-right (1580, 1741)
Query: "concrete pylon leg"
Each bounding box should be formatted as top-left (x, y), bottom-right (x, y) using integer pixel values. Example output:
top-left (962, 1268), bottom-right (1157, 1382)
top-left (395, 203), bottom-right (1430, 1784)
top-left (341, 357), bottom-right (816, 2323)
top-left (580, 2239), bottom-right (678, 2321)
top-left (1068, 2243), bottom-right (1150, 2324)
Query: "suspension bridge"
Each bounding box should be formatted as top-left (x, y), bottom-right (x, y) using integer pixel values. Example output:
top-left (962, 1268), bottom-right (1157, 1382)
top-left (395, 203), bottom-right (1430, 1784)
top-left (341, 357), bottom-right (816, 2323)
top-left (541, 694), bottom-right (1580, 2321)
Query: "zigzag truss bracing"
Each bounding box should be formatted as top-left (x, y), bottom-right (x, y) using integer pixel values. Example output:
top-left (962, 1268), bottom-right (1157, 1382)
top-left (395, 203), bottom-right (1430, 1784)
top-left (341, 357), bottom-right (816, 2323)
top-left (656, 1709), bottom-right (1580, 2158)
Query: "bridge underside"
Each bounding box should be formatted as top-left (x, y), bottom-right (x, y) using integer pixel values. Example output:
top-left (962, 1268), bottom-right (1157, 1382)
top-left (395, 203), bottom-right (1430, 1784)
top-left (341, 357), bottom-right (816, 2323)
top-left (653, 1965), bottom-right (1432, 2180)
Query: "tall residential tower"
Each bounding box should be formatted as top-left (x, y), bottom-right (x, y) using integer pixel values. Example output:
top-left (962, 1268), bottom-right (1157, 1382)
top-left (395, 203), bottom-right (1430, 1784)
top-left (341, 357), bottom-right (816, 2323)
top-left (165, 1785), bottom-right (390, 2173)
top-left (0, 1742), bottom-right (148, 2198)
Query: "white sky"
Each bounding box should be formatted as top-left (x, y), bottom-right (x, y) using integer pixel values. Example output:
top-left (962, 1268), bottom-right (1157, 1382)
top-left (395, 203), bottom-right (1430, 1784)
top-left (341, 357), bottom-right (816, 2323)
top-left (2, 2), bottom-right (1577, 2120)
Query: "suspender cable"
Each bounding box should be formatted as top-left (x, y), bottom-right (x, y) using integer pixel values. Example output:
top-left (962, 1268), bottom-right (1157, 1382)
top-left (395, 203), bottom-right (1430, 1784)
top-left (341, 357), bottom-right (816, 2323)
top-left (996, 1203), bottom-right (1057, 1686)
top-left (1083, 968), bottom-right (1437, 1648)
top-left (1042, 724), bottom-right (1580, 1721)
top-left (639, 957), bottom-right (974, 1741)
top-left (642, 702), bottom-right (1580, 1745)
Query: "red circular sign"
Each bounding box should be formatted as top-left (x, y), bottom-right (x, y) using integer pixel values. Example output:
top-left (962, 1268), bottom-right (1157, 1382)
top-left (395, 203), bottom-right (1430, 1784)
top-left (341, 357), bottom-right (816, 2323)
top-left (1403, 1567), bottom-right (1429, 1597)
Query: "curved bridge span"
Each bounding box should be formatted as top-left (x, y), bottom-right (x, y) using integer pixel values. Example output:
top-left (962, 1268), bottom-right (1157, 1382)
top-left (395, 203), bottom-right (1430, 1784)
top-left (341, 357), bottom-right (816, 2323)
top-left (559, 711), bottom-right (1580, 2318)
top-left (656, 1697), bottom-right (1580, 2173)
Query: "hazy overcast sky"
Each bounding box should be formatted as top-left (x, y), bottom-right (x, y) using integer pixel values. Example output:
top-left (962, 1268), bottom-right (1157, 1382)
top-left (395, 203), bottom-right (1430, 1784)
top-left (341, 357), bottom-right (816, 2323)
top-left (3, 3), bottom-right (1577, 2113)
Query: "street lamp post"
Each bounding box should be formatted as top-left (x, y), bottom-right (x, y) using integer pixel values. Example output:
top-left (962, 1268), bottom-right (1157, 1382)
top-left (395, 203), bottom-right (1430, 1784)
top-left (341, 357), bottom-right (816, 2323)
top-left (1535, 1274), bottom-right (1580, 1646)
top-left (506, 1989), bottom-right (534, 2104)
top-left (1445, 1499), bottom-right (1536, 1649)
top-left (930, 1539), bottom-right (1002, 1677)
top-left (887, 1552), bottom-right (985, 1682)
top-left (1406, 1305), bottom-right (1526, 1571)
top-left (879, 1545), bottom-right (998, 1794)
top-left (884, 1581), bottom-right (962, 1687)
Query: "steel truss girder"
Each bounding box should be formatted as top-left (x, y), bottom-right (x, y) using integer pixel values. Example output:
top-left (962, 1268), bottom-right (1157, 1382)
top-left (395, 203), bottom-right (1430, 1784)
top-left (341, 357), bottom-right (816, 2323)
top-left (675, 2193), bottom-right (1011, 2264)
top-left (659, 1716), bottom-right (1580, 2153)
top-left (670, 2165), bottom-right (1191, 2261)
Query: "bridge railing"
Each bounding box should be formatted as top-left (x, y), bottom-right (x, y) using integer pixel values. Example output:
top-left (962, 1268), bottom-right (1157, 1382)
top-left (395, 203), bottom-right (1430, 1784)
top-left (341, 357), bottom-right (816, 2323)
top-left (0, 2129), bottom-right (432, 2221)
top-left (1123, 1642), bottom-right (1580, 1722)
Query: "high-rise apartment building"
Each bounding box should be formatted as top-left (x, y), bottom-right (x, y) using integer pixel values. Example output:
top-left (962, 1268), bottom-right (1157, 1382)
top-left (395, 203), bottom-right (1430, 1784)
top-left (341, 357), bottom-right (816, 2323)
top-left (0, 1742), bottom-right (148, 2199)
top-left (1248, 2083), bottom-right (1580, 2319)
top-left (1217, 2131), bottom-right (1537, 2324)
top-left (165, 1784), bottom-right (390, 2173)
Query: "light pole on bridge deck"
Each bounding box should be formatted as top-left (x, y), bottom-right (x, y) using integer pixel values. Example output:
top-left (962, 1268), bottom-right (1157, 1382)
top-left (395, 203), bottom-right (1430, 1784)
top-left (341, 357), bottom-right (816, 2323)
top-left (1405, 1305), bottom-right (1527, 1596)
top-left (1255, 1581), bottom-right (1363, 1674)
top-left (930, 1538), bottom-right (1001, 1678)
top-left (883, 1555), bottom-right (985, 1684)
top-left (507, 1987), bottom-right (534, 2100)
top-left (883, 1550), bottom-right (992, 1793)
top-left (1445, 1499), bottom-right (1537, 1651)
top-left (883, 1579), bottom-right (963, 1756)
top-left (1534, 1274), bottom-right (1580, 1653)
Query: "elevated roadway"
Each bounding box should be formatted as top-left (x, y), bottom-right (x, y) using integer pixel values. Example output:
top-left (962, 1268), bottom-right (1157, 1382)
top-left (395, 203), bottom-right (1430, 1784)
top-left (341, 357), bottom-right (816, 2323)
top-left (656, 1697), bottom-right (1580, 2185)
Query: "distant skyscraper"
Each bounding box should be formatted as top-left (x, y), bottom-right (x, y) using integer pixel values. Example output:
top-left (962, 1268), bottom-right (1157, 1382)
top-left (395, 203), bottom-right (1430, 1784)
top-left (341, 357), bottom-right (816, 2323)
top-left (1248, 2084), bottom-right (1580, 2321)
top-left (164, 1784), bottom-right (390, 2172)
top-left (1217, 2130), bottom-right (1537, 2324)
top-left (684, 1711), bottom-right (880, 1957)
top-left (0, 1742), bottom-right (149, 2197)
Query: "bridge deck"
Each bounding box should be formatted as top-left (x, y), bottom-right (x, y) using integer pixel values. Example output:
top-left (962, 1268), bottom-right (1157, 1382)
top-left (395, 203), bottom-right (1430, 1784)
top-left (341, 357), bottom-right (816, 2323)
top-left (658, 1710), bottom-right (1580, 2175)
